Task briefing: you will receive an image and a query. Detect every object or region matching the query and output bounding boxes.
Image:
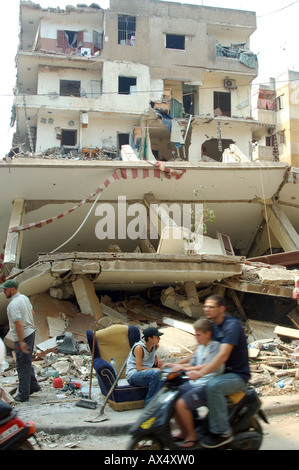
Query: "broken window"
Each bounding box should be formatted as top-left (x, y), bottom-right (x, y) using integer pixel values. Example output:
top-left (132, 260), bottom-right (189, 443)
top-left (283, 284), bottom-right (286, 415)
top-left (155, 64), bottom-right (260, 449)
top-left (57, 30), bottom-right (103, 54)
top-left (61, 130), bottom-right (77, 146)
top-left (60, 80), bottom-right (81, 97)
top-left (214, 92), bottom-right (231, 117)
top-left (57, 30), bottom-right (82, 49)
top-left (118, 15), bottom-right (136, 45)
top-left (166, 34), bottom-right (185, 50)
top-left (118, 76), bottom-right (137, 95)
top-left (218, 233), bottom-right (235, 256)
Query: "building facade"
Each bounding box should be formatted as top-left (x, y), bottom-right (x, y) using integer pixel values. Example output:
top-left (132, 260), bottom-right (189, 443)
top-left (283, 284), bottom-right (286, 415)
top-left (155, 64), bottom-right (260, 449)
top-left (252, 70), bottom-right (299, 168)
top-left (13, 0), bottom-right (258, 162)
top-left (0, 1), bottom-right (298, 328)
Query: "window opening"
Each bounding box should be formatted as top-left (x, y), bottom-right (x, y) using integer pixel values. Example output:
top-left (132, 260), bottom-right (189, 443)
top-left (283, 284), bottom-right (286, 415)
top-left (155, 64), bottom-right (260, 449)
top-left (61, 130), bottom-right (77, 146)
top-left (57, 30), bottom-right (103, 54)
top-left (60, 80), bottom-right (81, 97)
top-left (118, 133), bottom-right (130, 156)
top-left (118, 76), bottom-right (137, 95)
top-left (266, 135), bottom-right (275, 147)
top-left (183, 84), bottom-right (196, 115)
top-left (118, 15), bottom-right (136, 45)
top-left (214, 92), bottom-right (231, 117)
top-left (166, 34), bottom-right (185, 50)
top-left (278, 130), bottom-right (285, 144)
top-left (93, 30), bottom-right (104, 50)
top-left (118, 133), bottom-right (130, 149)
top-left (277, 95), bottom-right (285, 110)
top-left (65, 30), bottom-right (78, 47)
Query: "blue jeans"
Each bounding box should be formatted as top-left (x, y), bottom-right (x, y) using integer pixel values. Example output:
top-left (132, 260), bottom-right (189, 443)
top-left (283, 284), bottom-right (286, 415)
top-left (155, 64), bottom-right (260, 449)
top-left (128, 369), bottom-right (162, 405)
top-left (205, 373), bottom-right (247, 435)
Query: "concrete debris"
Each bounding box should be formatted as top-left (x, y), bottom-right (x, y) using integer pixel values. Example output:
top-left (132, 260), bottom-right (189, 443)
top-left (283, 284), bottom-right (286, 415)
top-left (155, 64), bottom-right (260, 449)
top-left (1, 264), bottom-right (298, 409)
top-left (221, 261), bottom-right (299, 299)
top-left (242, 262), bottom-right (298, 285)
top-left (248, 325), bottom-right (299, 396)
top-left (1, 310), bottom-right (298, 409)
top-left (161, 285), bottom-right (204, 318)
top-left (30, 293), bottom-right (79, 344)
top-left (5, 145), bottom-right (120, 162)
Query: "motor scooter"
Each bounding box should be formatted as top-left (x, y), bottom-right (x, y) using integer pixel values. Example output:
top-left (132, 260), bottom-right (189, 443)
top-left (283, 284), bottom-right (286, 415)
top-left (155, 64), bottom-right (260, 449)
top-left (0, 400), bottom-right (39, 450)
top-left (127, 369), bottom-right (268, 450)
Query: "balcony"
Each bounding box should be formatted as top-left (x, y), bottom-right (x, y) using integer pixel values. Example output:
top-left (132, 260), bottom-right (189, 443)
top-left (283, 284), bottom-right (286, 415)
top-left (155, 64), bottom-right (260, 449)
top-left (252, 108), bottom-right (277, 127)
top-left (215, 44), bottom-right (258, 76)
top-left (14, 92), bottom-right (150, 117)
top-left (253, 145), bottom-right (276, 162)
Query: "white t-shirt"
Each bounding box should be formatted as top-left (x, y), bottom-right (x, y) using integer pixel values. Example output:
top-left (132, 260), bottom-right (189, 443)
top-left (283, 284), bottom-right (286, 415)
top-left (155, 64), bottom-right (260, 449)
top-left (7, 292), bottom-right (36, 342)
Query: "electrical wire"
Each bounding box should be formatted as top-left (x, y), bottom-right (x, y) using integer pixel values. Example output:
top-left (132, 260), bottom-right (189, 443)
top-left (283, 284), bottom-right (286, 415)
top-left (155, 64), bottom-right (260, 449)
top-left (259, 167), bottom-right (273, 256)
top-left (257, 0), bottom-right (299, 18)
top-left (49, 190), bottom-right (102, 253)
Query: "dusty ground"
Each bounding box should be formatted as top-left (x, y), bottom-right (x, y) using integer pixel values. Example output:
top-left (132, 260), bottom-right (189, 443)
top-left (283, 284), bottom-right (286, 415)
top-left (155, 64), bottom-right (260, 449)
top-left (12, 377), bottom-right (299, 451)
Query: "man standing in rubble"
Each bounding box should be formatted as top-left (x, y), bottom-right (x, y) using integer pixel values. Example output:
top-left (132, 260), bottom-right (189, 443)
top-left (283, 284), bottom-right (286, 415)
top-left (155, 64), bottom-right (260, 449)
top-left (0, 280), bottom-right (40, 402)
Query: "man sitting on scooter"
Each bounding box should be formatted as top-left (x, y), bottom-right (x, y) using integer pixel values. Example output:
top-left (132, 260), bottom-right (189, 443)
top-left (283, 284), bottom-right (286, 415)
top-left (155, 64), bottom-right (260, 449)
top-left (126, 327), bottom-right (164, 405)
top-left (188, 295), bottom-right (251, 449)
top-left (164, 318), bottom-right (224, 449)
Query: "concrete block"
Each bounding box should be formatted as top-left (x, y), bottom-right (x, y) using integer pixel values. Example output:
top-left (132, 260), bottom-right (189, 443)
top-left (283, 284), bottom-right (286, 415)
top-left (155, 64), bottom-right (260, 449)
top-left (72, 275), bottom-right (103, 318)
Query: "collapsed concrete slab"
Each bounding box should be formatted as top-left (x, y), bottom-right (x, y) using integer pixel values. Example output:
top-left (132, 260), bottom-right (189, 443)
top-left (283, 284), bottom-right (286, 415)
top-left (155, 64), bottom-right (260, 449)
top-left (0, 251), bottom-right (244, 326)
top-left (220, 261), bottom-right (299, 299)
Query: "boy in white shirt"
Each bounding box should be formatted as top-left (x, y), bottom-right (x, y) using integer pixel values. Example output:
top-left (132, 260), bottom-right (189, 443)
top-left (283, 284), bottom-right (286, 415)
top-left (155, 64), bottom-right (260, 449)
top-left (164, 318), bottom-right (223, 448)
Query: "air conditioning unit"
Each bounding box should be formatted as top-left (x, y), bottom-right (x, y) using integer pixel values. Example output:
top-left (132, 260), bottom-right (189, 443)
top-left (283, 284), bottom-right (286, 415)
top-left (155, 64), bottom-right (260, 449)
top-left (224, 79), bottom-right (237, 90)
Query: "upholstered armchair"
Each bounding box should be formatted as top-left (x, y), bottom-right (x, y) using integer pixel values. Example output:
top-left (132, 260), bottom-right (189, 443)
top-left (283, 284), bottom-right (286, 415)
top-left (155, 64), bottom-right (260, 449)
top-left (86, 324), bottom-right (148, 411)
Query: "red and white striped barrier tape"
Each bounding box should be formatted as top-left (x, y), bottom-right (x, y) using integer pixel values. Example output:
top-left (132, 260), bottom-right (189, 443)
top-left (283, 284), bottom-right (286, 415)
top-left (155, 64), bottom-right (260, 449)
top-left (0, 164), bottom-right (186, 270)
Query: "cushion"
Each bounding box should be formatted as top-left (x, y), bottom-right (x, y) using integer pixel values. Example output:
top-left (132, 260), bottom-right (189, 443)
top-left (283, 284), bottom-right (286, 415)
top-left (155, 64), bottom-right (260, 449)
top-left (95, 324), bottom-right (131, 379)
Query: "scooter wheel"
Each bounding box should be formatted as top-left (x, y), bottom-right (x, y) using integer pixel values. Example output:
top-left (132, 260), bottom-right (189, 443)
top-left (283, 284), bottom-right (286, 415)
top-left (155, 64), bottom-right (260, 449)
top-left (127, 435), bottom-right (164, 450)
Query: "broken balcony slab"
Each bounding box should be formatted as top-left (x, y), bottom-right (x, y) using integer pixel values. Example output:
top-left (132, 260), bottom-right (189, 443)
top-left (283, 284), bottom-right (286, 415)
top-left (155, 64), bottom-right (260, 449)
top-left (220, 261), bottom-right (299, 299)
top-left (0, 160), bottom-right (292, 269)
top-left (0, 251), bottom-right (244, 325)
top-left (45, 251), bottom-right (245, 290)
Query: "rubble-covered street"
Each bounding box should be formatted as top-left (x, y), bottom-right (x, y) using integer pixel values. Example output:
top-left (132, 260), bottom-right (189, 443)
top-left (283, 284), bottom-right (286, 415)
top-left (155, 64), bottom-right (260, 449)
top-left (1, 278), bottom-right (299, 450)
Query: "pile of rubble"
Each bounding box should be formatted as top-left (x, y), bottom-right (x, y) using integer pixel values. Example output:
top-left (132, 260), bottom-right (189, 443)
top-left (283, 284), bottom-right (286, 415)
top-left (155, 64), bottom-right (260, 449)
top-left (0, 291), bottom-right (196, 404)
top-left (4, 144), bottom-right (119, 162)
top-left (248, 326), bottom-right (299, 396)
top-left (1, 285), bottom-right (299, 405)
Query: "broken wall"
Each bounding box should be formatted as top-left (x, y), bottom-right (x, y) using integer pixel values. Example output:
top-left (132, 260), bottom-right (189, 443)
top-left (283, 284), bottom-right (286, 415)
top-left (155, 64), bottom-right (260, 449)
top-left (189, 121), bottom-right (253, 162)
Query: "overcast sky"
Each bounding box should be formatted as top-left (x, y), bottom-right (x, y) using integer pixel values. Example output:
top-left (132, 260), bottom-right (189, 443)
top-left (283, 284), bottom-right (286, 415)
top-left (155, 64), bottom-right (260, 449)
top-left (1, 0), bottom-right (299, 157)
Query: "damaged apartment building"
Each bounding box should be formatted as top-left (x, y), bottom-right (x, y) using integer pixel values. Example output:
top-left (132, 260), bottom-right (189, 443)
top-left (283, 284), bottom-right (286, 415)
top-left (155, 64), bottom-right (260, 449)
top-left (0, 0), bottom-right (298, 335)
top-left (11, 0), bottom-right (260, 162)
